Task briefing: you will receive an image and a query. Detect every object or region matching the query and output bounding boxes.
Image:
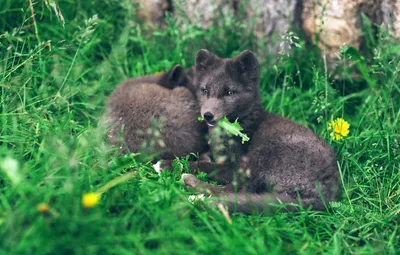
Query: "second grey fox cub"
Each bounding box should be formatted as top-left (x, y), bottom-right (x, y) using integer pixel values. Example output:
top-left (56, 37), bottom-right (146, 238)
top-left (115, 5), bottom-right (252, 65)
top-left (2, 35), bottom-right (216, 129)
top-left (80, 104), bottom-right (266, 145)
top-left (182, 50), bottom-right (341, 214)
top-left (105, 65), bottom-right (208, 159)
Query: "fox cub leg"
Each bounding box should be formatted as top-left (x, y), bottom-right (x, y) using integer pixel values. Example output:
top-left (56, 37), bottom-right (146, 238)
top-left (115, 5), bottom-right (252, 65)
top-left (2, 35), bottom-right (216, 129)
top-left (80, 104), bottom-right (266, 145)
top-left (182, 174), bottom-right (234, 195)
top-left (158, 159), bottom-right (236, 184)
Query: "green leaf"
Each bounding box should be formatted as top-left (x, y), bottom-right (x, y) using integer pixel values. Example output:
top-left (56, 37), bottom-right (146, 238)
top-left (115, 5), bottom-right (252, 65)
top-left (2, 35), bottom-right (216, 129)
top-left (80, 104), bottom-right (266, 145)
top-left (218, 116), bottom-right (250, 144)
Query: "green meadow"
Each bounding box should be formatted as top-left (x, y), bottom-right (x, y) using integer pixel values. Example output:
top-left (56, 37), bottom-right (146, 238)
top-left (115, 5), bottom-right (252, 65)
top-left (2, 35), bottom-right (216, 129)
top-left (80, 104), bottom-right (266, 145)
top-left (1, 0), bottom-right (399, 254)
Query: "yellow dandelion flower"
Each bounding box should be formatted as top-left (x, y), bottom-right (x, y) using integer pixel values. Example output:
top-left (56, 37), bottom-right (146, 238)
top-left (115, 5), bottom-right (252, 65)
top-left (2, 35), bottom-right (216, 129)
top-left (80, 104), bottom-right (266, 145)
top-left (37, 203), bottom-right (50, 213)
top-left (82, 192), bottom-right (101, 209)
top-left (328, 118), bottom-right (350, 141)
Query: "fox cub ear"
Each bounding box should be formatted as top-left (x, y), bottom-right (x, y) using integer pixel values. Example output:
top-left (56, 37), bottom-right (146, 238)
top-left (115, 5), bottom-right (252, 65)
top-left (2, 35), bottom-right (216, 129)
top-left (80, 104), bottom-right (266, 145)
top-left (195, 49), bottom-right (217, 71)
top-left (168, 65), bottom-right (188, 85)
top-left (234, 50), bottom-right (259, 72)
top-left (233, 50), bottom-right (259, 84)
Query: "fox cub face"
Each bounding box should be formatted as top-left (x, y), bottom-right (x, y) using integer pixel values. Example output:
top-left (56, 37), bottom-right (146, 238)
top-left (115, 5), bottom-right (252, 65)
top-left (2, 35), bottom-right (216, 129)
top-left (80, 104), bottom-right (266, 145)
top-left (194, 49), bottom-right (260, 126)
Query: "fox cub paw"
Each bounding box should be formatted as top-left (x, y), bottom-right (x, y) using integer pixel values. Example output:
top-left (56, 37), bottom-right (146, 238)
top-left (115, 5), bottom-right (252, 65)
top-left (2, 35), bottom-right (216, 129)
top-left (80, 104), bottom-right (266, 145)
top-left (153, 159), bottom-right (176, 173)
top-left (182, 173), bottom-right (201, 188)
top-left (153, 161), bottom-right (162, 173)
top-left (182, 174), bottom-right (222, 196)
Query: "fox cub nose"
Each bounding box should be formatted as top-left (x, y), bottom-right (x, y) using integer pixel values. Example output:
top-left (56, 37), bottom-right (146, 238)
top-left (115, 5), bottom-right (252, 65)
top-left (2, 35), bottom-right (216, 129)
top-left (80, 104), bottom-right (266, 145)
top-left (203, 112), bottom-right (214, 122)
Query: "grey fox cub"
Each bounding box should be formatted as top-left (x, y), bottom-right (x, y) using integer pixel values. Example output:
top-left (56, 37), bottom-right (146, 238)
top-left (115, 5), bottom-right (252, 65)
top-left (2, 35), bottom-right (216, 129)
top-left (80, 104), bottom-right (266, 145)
top-left (183, 50), bottom-right (341, 214)
top-left (105, 65), bottom-right (208, 159)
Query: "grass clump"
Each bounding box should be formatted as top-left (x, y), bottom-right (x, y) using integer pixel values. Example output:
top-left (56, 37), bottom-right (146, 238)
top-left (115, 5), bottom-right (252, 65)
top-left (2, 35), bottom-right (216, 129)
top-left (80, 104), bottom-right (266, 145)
top-left (1, 0), bottom-right (399, 254)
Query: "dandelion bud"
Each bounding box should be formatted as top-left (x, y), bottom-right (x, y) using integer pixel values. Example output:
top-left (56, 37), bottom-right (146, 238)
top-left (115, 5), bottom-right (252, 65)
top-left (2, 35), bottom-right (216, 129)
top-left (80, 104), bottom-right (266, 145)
top-left (37, 203), bottom-right (50, 213)
top-left (82, 192), bottom-right (101, 209)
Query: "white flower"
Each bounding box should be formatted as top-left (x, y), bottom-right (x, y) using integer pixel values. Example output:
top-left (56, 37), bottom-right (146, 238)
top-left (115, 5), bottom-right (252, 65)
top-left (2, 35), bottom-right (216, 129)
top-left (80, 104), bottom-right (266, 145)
top-left (0, 157), bottom-right (21, 185)
top-left (188, 194), bottom-right (207, 203)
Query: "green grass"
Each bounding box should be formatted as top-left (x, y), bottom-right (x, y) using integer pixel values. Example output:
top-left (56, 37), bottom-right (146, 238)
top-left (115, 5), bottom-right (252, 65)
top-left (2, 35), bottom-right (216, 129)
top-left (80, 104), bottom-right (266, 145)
top-left (1, 0), bottom-right (400, 254)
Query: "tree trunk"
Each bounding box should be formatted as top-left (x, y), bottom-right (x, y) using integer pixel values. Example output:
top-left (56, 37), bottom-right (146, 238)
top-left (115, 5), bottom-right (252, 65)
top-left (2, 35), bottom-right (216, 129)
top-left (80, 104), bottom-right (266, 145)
top-left (135, 0), bottom-right (400, 65)
top-left (173, 0), bottom-right (302, 54)
top-left (172, 0), bottom-right (235, 28)
top-left (241, 0), bottom-right (303, 44)
top-left (135, 0), bottom-right (171, 28)
top-left (381, 0), bottom-right (400, 39)
top-left (302, 0), bottom-right (363, 67)
top-left (302, 0), bottom-right (400, 68)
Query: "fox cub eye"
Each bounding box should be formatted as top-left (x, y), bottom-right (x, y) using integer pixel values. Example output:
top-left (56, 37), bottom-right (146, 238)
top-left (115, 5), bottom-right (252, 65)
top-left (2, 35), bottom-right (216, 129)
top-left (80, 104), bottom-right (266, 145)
top-left (227, 90), bottom-right (234, 96)
top-left (201, 88), bottom-right (208, 94)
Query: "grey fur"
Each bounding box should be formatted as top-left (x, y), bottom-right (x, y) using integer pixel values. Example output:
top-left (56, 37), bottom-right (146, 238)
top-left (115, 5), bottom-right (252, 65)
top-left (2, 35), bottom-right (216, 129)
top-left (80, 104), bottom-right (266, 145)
top-left (104, 65), bottom-right (208, 159)
top-left (185, 49), bottom-right (341, 214)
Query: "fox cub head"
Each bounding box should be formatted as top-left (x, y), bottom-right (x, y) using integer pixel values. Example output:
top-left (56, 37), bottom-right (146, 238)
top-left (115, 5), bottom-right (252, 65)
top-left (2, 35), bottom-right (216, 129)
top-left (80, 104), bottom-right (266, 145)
top-left (194, 49), bottom-right (260, 126)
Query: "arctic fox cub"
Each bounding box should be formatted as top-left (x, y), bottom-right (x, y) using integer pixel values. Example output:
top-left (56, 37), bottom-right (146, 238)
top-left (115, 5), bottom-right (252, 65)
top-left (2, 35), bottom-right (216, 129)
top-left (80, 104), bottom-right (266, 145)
top-left (105, 65), bottom-right (208, 159)
top-left (182, 50), bottom-right (341, 214)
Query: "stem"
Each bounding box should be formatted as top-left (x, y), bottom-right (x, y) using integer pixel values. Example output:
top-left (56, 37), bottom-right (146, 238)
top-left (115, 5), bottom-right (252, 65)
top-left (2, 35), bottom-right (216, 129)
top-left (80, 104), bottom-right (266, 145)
top-left (56, 39), bottom-right (82, 98)
top-left (28, 0), bottom-right (41, 45)
top-left (96, 171), bottom-right (138, 195)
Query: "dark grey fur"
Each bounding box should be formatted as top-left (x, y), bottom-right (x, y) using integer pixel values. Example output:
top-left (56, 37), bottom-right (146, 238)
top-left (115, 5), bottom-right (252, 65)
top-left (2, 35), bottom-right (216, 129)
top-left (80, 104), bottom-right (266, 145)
top-left (183, 50), bottom-right (341, 214)
top-left (105, 65), bottom-right (208, 159)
